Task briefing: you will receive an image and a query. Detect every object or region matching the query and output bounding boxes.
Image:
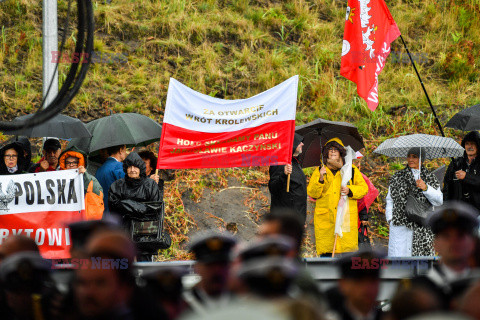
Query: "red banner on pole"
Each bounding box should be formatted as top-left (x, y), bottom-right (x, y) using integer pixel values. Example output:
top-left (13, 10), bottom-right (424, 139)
top-left (340, 0), bottom-right (401, 111)
top-left (157, 76), bottom-right (298, 169)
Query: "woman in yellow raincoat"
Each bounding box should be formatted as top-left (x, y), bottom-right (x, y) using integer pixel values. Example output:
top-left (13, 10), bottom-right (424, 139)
top-left (307, 138), bottom-right (368, 256)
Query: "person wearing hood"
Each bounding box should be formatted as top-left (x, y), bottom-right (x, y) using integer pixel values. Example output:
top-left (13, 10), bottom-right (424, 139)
top-left (268, 133), bottom-right (307, 224)
top-left (0, 142), bottom-right (27, 175)
top-left (16, 136), bottom-right (32, 170)
top-left (59, 146), bottom-right (104, 220)
top-left (386, 147), bottom-right (443, 257)
top-left (307, 138), bottom-right (368, 256)
top-left (444, 131), bottom-right (480, 212)
top-left (108, 152), bottom-right (162, 260)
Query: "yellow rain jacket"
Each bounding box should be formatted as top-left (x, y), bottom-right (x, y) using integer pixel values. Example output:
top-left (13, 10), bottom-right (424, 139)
top-left (307, 139), bottom-right (368, 255)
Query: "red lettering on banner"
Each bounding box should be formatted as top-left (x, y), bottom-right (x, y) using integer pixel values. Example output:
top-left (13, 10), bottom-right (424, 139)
top-left (157, 121), bottom-right (295, 169)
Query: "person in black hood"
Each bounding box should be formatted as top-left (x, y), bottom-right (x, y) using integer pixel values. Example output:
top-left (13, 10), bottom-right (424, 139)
top-left (16, 136), bottom-right (32, 170)
top-left (268, 133), bottom-right (307, 224)
top-left (108, 152), bottom-right (162, 260)
top-left (443, 131), bottom-right (480, 212)
top-left (0, 142), bottom-right (26, 175)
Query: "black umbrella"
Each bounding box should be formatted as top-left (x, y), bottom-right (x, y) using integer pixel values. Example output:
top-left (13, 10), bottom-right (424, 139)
top-left (3, 114), bottom-right (91, 139)
top-left (67, 113), bottom-right (162, 154)
top-left (295, 118), bottom-right (364, 168)
top-left (445, 104), bottom-right (480, 131)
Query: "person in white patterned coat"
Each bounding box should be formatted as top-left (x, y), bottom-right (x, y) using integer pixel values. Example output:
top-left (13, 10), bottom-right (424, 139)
top-left (386, 148), bottom-right (443, 257)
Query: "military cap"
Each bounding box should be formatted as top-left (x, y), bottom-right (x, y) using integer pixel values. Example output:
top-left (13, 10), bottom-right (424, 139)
top-left (427, 201), bottom-right (479, 235)
top-left (237, 257), bottom-right (298, 297)
top-left (235, 235), bottom-right (295, 262)
top-left (188, 230), bottom-right (237, 263)
top-left (337, 249), bottom-right (386, 279)
top-left (141, 266), bottom-right (188, 298)
top-left (0, 251), bottom-right (51, 292)
top-left (68, 215), bottom-right (120, 249)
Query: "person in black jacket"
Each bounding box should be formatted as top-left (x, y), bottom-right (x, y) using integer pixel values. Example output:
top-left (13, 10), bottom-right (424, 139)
top-left (268, 133), bottom-right (307, 224)
top-left (444, 131), bottom-right (480, 212)
top-left (0, 142), bottom-right (27, 175)
top-left (108, 152), bottom-right (162, 261)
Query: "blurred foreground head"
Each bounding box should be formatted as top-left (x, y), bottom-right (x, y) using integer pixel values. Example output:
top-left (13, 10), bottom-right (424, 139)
top-left (337, 250), bottom-right (384, 317)
top-left (389, 283), bottom-right (441, 320)
top-left (67, 216), bottom-right (121, 258)
top-left (428, 201), bottom-right (479, 269)
top-left (0, 235), bottom-right (39, 265)
top-left (189, 229), bottom-right (237, 297)
top-left (258, 208), bottom-right (304, 255)
top-left (74, 230), bottom-right (137, 318)
top-left (0, 251), bottom-right (54, 319)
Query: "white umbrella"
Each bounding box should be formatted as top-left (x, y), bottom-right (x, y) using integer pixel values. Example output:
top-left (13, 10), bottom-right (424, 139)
top-left (373, 134), bottom-right (464, 159)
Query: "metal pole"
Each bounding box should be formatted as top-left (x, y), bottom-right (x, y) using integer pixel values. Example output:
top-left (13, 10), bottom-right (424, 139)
top-left (42, 0), bottom-right (59, 108)
top-left (399, 35), bottom-right (445, 137)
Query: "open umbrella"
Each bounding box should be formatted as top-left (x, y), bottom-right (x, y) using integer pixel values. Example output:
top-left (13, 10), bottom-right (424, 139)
top-left (373, 134), bottom-right (464, 159)
top-left (2, 114), bottom-right (91, 139)
top-left (67, 113), bottom-right (162, 154)
top-left (445, 104), bottom-right (480, 131)
top-left (295, 118), bottom-right (365, 168)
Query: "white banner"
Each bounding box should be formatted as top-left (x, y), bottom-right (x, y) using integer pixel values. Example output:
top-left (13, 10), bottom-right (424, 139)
top-left (0, 169), bottom-right (84, 215)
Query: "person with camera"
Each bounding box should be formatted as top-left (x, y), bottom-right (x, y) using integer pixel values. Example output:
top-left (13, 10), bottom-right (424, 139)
top-left (108, 152), bottom-right (162, 261)
top-left (443, 131), bottom-right (480, 212)
top-left (386, 147), bottom-right (443, 257)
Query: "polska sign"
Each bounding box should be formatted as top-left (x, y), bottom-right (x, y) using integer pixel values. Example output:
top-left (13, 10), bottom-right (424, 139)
top-left (0, 170), bottom-right (85, 259)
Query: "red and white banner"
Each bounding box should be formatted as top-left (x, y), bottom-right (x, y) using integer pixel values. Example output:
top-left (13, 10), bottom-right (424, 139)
top-left (0, 170), bottom-right (85, 259)
top-left (157, 76), bottom-right (298, 169)
top-left (340, 0), bottom-right (401, 111)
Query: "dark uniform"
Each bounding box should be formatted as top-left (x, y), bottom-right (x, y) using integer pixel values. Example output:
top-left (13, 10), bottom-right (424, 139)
top-left (183, 230), bottom-right (237, 315)
top-left (409, 201), bottom-right (480, 310)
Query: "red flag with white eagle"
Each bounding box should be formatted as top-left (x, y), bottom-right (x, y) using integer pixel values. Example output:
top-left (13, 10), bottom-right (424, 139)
top-left (340, 0), bottom-right (401, 111)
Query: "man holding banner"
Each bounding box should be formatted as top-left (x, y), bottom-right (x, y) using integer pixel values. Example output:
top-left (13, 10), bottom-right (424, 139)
top-left (268, 133), bottom-right (307, 224)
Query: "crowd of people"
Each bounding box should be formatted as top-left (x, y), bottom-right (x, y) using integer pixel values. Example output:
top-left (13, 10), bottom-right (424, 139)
top-left (0, 137), bottom-right (173, 261)
top-left (0, 207), bottom-right (479, 319)
top-left (269, 130), bottom-right (480, 258)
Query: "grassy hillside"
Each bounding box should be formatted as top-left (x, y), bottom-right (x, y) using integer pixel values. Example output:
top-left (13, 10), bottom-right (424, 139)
top-left (1, 0), bottom-right (480, 258)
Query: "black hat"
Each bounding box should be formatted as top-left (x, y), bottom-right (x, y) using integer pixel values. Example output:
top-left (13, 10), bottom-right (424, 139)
top-left (427, 201), bottom-right (479, 235)
top-left (337, 249), bottom-right (386, 279)
top-left (67, 216), bottom-right (120, 250)
top-left (237, 257), bottom-right (298, 297)
top-left (141, 266), bottom-right (187, 299)
top-left (0, 251), bottom-right (51, 293)
top-left (43, 138), bottom-right (61, 151)
top-left (188, 230), bottom-right (237, 263)
top-left (235, 235), bottom-right (295, 262)
top-left (407, 147), bottom-right (426, 159)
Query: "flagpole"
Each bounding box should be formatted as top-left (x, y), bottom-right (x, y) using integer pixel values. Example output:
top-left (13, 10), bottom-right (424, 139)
top-left (399, 35), bottom-right (445, 137)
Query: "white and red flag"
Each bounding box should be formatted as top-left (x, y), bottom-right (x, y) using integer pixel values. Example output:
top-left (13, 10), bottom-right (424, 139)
top-left (0, 170), bottom-right (85, 259)
top-left (341, 0), bottom-right (401, 111)
top-left (157, 76), bottom-right (298, 169)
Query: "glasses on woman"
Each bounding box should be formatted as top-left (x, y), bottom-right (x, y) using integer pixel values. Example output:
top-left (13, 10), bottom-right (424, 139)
top-left (65, 160), bottom-right (79, 167)
top-left (4, 154), bottom-right (18, 159)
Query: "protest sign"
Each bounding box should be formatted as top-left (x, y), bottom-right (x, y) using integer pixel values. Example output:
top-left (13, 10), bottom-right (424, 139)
top-left (0, 170), bottom-right (85, 259)
top-left (157, 76), bottom-right (298, 169)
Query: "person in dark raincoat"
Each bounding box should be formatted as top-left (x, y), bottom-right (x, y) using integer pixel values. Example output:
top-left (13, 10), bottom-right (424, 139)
top-left (108, 152), bottom-right (162, 260)
top-left (16, 137), bottom-right (32, 170)
top-left (444, 131), bottom-right (480, 212)
top-left (268, 133), bottom-right (307, 224)
top-left (0, 142), bottom-right (27, 175)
